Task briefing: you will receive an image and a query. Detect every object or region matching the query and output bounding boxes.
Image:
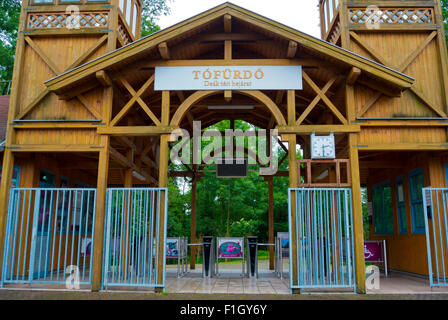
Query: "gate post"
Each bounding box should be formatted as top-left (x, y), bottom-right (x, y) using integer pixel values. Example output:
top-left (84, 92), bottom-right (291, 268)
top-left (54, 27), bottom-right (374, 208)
top-left (0, 150), bottom-right (15, 280)
top-left (155, 91), bottom-right (170, 292)
top-left (92, 86), bottom-right (113, 292)
top-left (283, 133), bottom-right (299, 293)
top-left (349, 134), bottom-right (366, 293)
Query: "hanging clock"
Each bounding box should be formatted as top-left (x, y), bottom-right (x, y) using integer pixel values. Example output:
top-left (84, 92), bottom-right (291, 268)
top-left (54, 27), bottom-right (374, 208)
top-left (310, 133), bottom-right (336, 159)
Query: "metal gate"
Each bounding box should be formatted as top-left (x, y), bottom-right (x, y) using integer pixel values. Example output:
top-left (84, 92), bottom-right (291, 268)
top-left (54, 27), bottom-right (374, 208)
top-left (422, 188), bottom-right (448, 287)
top-left (102, 188), bottom-right (168, 290)
top-left (1, 188), bottom-right (97, 287)
top-left (288, 188), bottom-right (356, 291)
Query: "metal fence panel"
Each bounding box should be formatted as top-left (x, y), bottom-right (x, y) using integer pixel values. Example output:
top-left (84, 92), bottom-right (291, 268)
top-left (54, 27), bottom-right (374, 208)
top-left (288, 188), bottom-right (356, 291)
top-left (1, 188), bottom-right (97, 286)
top-left (423, 188), bottom-right (448, 287)
top-left (102, 188), bottom-right (168, 290)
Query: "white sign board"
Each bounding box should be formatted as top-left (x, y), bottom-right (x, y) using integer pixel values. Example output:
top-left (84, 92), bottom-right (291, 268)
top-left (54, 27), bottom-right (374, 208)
top-left (155, 66), bottom-right (302, 91)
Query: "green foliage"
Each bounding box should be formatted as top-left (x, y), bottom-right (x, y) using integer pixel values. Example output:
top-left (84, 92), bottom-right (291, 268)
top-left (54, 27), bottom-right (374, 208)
top-left (0, 0), bottom-right (173, 82)
top-left (442, 0), bottom-right (448, 48)
top-left (167, 120), bottom-right (293, 243)
top-left (0, 0), bottom-right (20, 81)
top-left (140, 0), bottom-right (173, 37)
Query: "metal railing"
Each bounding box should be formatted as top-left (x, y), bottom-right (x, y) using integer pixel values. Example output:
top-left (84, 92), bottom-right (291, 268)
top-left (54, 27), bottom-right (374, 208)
top-left (0, 80), bottom-right (11, 95)
top-left (1, 188), bottom-right (97, 286)
top-left (288, 188), bottom-right (356, 291)
top-left (102, 188), bottom-right (168, 290)
top-left (423, 188), bottom-right (448, 287)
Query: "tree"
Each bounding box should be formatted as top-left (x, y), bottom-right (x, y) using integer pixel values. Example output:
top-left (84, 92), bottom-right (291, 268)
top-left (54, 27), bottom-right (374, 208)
top-left (0, 0), bottom-right (21, 82)
top-left (0, 0), bottom-right (173, 82)
top-left (140, 0), bottom-right (173, 37)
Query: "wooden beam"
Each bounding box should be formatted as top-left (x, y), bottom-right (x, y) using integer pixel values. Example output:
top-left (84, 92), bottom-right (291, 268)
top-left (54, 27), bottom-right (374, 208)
top-left (349, 134), bottom-right (366, 293)
top-left (296, 76), bottom-right (337, 125)
top-left (276, 125), bottom-right (360, 134)
top-left (116, 136), bottom-right (138, 152)
top-left (110, 146), bottom-right (157, 184)
top-left (96, 70), bottom-right (113, 87)
top-left (98, 126), bottom-right (177, 136)
top-left (268, 177), bottom-right (274, 270)
top-left (224, 14), bottom-right (232, 33)
top-left (91, 85), bottom-right (113, 292)
top-left (287, 40), bottom-right (298, 58)
top-left (354, 143), bottom-right (448, 151)
top-left (224, 90), bottom-right (232, 102)
top-left (347, 67), bottom-right (361, 85)
top-left (190, 176), bottom-right (198, 270)
top-left (110, 75), bottom-right (156, 126)
top-left (118, 77), bottom-right (161, 125)
top-left (302, 72), bottom-right (348, 125)
top-left (158, 42), bottom-right (170, 60)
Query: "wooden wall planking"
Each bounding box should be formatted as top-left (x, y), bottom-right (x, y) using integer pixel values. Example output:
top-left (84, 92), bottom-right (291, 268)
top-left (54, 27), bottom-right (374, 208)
top-left (367, 152), bottom-right (448, 276)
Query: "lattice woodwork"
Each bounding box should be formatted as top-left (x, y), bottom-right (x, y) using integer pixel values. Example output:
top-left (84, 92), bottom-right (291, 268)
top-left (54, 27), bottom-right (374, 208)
top-left (349, 7), bottom-right (434, 25)
top-left (27, 12), bottom-right (109, 29)
top-left (328, 19), bottom-right (341, 44)
top-left (117, 19), bottom-right (132, 45)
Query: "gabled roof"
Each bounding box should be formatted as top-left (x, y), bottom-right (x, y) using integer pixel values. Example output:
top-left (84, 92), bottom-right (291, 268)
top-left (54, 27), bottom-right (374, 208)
top-left (45, 2), bottom-right (414, 94)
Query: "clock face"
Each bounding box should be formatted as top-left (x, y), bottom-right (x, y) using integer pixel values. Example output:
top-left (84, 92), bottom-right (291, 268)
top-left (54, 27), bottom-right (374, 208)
top-left (311, 135), bottom-right (335, 159)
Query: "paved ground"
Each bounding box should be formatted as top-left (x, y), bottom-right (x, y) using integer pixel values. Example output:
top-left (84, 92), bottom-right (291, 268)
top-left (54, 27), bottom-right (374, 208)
top-left (1, 260), bottom-right (448, 299)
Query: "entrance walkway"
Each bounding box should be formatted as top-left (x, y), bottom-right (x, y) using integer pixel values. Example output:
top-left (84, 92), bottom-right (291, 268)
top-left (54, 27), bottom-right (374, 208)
top-left (165, 260), bottom-right (290, 294)
top-left (367, 272), bottom-right (448, 294)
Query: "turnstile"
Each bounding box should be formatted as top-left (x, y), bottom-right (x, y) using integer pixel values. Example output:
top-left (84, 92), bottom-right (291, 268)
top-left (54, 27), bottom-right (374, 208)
top-left (202, 236), bottom-right (215, 278)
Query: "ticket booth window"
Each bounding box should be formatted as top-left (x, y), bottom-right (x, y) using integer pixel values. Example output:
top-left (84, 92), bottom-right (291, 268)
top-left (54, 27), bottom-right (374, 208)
top-left (372, 181), bottom-right (394, 235)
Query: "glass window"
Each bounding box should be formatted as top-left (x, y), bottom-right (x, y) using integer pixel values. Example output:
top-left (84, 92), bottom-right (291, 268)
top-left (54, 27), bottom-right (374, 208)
top-left (409, 169), bottom-right (425, 234)
top-left (32, 0), bottom-right (54, 3)
top-left (119, 0), bottom-right (125, 12)
top-left (60, 0), bottom-right (81, 2)
top-left (323, 1), bottom-right (328, 32)
top-left (372, 181), bottom-right (394, 234)
top-left (132, 3), bottom-right (138, 35)
top-left (0, 165), bottom-right (20, 188)
top-left (396, 176), bottom-right (407, 234)
top-left (329, 0), bottom-right (334, 23)
top-left (126, 0), bottom-right (132, 27)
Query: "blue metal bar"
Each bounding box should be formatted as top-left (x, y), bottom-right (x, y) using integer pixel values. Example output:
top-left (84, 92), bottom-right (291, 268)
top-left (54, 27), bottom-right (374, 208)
top-left (435, 190), bottom-right (446, 283)
top-left (423, 188), bottom-right (435, 287)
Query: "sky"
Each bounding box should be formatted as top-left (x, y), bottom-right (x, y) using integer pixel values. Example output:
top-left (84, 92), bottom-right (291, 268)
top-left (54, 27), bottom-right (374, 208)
top-left (157, 0), bottom-right (321, 38)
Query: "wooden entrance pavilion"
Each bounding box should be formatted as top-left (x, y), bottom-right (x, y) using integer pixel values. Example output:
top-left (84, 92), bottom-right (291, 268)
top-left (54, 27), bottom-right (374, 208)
top-left (0, 1), bottom-right (448, 293)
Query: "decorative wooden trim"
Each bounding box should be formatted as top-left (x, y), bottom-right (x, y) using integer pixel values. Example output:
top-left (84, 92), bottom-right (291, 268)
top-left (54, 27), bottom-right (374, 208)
top-left (110, 75), bottom-right (157, 126)
top-left (297, 159), bottom-right (352, 187)
top-left (27, 11), bottom-right (109, 29)
top-left (45, 4), bottom-right (414, 93)
top-left (348, 7), bottom-right (434, 25)
top-left (302, 72), bottom-right (348, 125)
top-left (351, 30), bottom-right (446, 118)
top-left (296, 75), bottom-right (338, 125)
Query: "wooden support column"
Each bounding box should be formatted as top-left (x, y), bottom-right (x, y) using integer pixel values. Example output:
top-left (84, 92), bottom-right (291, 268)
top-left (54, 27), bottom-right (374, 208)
top-left (156, 90), bottom-right (170, 292)
top-left (346, 82), bottom-right (366, 293)
top-left (268, 177), bottom-right (275, 270)
top-left (0, 1), bottom-right (27, 279)
top-left (190, 175), bottom-right (197, 270)
top-left (285, 133), bottom-right (298, 293)
top-left (285, 88), bottom-right (299, 292)
top-left (349, 134), bottom-right (366, 293)
top-left (91, 86), bottom-right (113, 291)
